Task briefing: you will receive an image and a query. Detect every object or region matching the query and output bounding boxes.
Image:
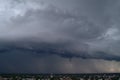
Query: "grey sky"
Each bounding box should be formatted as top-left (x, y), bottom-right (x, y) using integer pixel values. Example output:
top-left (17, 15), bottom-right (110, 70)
top-left (0, 0), bottom-right (120, 73)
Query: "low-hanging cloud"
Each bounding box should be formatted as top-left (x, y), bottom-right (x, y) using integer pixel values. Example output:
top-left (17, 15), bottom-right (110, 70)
top-left (0, 53), bottom-right (120, 73)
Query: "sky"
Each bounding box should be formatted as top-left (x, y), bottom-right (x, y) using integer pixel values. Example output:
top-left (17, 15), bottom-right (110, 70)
top-left (0, 0), bottom-right (120, 73)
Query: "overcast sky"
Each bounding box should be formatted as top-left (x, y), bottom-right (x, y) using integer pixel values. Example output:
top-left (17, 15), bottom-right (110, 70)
top-left (0, 0), bottom-right (120, 73)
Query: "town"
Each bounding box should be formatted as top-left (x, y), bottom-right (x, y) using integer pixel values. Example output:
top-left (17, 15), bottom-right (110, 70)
top-left (0, 73), bottom-right (120, 80)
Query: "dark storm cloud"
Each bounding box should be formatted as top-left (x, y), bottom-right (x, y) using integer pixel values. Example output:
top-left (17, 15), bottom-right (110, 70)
top-left (0, 0), bottom-right (120, 73)
top-left (0, 53), bottom-right (120, 73)
top-left (0, 42), bottom-right (120, 61)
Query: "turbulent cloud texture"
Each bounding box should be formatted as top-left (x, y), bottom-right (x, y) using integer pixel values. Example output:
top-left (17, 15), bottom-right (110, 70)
top-left (0, 0), bottom-right (120, 73)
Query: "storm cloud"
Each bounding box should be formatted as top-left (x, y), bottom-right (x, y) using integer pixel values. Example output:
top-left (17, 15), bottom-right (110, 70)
top-left (0, 0), bottom-right (120, 73)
